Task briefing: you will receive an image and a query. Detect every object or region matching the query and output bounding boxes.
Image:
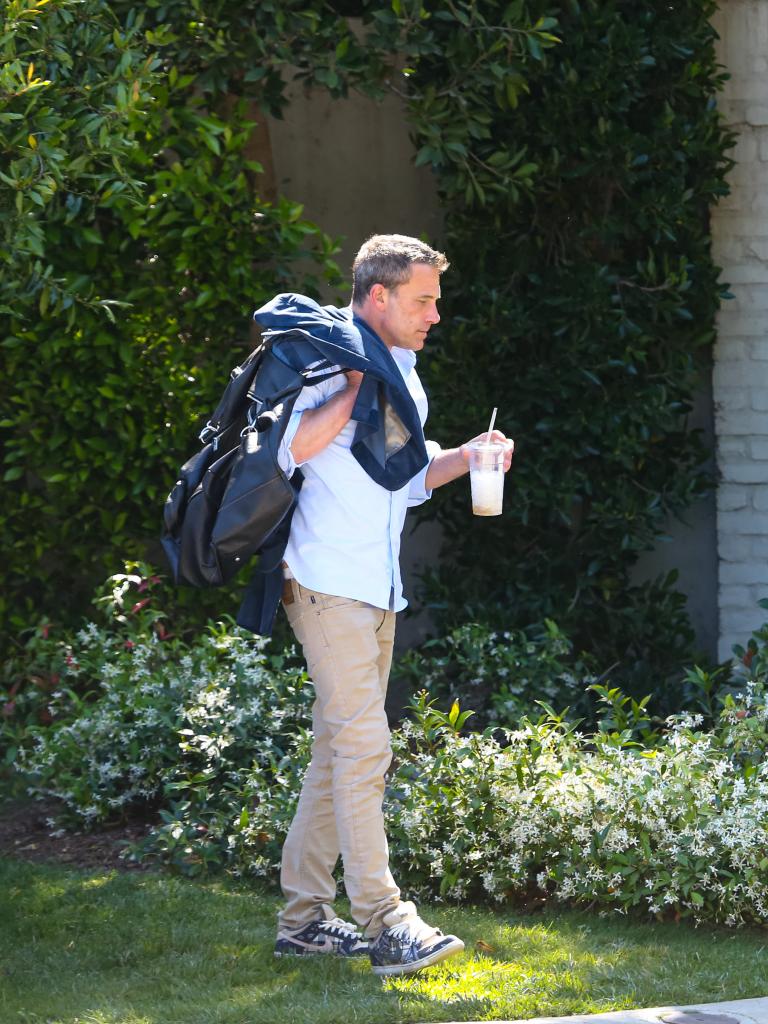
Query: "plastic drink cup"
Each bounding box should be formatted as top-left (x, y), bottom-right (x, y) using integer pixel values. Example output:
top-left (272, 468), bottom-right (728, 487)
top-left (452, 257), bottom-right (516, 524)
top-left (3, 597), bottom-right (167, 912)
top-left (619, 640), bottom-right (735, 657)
top-left (469, 440), bottom-right (506, 516)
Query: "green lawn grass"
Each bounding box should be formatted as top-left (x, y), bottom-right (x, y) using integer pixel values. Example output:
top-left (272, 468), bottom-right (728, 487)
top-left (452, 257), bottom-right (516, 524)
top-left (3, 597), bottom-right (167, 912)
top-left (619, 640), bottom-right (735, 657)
top-left (2, 856), bottom-right (768, 1024)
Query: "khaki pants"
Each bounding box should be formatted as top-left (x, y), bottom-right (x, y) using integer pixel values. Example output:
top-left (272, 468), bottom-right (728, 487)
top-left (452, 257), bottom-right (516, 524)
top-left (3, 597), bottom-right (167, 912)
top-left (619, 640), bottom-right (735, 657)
top-left (278, 579), bottom-right (400, 938)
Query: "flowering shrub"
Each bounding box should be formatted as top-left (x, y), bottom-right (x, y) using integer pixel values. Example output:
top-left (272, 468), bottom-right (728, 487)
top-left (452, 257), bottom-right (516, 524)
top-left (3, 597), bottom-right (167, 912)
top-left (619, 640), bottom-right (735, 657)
top-left (4, 567), bottom-right (313, 873)
top-left (142, 677), bottom-right (768, 926)
top-left (386, 689), bottom-right (768, 927)
top-left (1, 620), bottom-right (68, 771)
top-left (2, 566), bottom-right (177, 757)
top-left (7, 571), bottom-right (768, 927)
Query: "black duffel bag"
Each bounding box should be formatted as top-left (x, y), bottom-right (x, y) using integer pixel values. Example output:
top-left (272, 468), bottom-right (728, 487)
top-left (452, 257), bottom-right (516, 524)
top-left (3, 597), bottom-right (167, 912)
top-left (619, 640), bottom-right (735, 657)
top-left (161, 343), bottom-right (340, 587)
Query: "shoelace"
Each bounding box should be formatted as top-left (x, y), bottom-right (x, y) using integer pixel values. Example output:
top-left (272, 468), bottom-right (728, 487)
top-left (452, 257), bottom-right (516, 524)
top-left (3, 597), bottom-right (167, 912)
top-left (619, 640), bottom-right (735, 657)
top-left (386, 914), bottom-right (440, 945)
top-left (324, 916), bottom-right (362, 938)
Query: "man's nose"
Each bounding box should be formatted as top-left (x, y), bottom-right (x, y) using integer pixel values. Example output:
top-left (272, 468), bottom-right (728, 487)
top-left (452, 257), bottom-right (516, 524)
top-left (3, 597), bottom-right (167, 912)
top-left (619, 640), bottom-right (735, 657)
top-left (427, 303), bottom-right (440, 325)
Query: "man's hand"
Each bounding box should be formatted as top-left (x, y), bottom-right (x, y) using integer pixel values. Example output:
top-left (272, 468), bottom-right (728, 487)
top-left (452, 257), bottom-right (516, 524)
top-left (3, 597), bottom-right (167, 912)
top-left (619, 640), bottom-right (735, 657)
top-left (425, 429), bottom-right (514, 490)
top-left (344, 369), bottom-right (364, 391)
top-left (460, 430), bottom-right (514, 472)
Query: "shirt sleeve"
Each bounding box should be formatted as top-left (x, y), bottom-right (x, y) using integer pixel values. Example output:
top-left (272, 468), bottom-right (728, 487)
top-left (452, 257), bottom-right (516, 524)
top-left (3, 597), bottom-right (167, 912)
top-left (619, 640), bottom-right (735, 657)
top-left (276, 371), bottom-right (343, 476)
top-left (276, 410), bottom-right (302, 477)
top-left (407, 439), bottom-right (442, 507)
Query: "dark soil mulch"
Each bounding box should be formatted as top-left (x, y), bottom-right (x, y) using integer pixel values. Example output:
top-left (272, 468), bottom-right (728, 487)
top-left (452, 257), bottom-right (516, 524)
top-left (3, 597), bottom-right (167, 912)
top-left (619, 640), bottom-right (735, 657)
top-left (0, 796), bottom-right (155, 872)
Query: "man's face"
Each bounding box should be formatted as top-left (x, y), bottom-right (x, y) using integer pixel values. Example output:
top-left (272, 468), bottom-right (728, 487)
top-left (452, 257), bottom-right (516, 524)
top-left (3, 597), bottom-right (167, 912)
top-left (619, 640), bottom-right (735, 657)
top-left (373, 263), bottom-right (442, 351)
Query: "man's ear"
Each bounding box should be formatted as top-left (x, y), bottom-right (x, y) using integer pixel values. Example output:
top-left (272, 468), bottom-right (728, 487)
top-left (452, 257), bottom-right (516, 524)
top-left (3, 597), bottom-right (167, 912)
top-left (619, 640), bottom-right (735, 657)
top-left (369, 283), bottom-right (387, 308)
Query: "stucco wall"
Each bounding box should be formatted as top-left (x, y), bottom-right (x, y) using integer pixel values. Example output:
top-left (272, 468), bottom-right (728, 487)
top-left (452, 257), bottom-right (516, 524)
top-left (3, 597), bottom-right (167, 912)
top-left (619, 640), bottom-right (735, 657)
top-left (630, 386), bottom-right (718, 661)
top-left (268, 80), bottom-right (443, 291)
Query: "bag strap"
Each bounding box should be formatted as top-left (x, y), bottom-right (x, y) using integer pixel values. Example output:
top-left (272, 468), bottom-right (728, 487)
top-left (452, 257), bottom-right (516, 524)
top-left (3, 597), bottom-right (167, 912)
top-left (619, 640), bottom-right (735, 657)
top-left (246, 359), bottom-right (348, 406)
top-left (200, 358), bottom-right (349, 447)
top-left (301, 363), bottom-right (349, 386)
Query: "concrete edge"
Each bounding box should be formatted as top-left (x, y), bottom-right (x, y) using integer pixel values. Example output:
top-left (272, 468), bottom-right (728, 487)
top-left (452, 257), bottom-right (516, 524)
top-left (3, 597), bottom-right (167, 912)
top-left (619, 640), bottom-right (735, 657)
top-left (429, 995), bottom-right (768, 1024)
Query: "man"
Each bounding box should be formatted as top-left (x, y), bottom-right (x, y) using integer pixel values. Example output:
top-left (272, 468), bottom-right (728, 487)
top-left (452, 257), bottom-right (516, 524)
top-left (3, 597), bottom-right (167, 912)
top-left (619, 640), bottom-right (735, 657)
top-left (271, 234), bottom-right (513, 976)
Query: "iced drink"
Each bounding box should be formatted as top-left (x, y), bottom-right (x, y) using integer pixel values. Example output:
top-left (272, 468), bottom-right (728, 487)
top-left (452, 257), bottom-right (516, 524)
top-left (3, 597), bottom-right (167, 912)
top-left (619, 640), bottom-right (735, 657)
top-left (469, 440), bottom-right (506, 516)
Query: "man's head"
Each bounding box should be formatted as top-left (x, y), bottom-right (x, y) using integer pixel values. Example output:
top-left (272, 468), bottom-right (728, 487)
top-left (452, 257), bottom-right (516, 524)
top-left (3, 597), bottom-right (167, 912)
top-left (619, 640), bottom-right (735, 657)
top-left (351, 234), bottom-right (449, 351)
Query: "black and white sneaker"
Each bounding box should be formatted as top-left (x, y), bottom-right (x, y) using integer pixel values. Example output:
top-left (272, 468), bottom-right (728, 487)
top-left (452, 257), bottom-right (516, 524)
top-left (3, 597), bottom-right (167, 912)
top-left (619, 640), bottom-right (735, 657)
top-left (369, 901), bottom-right (464, 977)
top-left (274, 913), bottom-right (369, 957)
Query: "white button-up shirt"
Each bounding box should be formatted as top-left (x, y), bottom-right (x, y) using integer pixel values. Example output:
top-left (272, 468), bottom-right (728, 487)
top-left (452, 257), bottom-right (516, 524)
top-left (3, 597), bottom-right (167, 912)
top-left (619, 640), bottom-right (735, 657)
top-left (278, 346), bottom-right (440, 611)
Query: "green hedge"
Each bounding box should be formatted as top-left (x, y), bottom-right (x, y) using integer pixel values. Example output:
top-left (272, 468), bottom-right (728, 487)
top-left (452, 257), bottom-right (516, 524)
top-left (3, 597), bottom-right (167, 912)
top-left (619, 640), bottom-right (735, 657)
top-left (0, 0), bottom-right (551, 643)
top-left (2, 2), bottom-right (734, 693)
top-left (409, 0), bottom-right (734, 690)
top-left (0, 2), bottom-right (342, 637)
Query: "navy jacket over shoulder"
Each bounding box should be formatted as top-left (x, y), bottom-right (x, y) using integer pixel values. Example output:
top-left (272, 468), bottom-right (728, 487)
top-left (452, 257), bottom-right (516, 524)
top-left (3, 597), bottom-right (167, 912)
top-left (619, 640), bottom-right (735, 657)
top-left (236, 293), bottom-right (429, 635)
top-left (255, 292), bottom-right (428, 490)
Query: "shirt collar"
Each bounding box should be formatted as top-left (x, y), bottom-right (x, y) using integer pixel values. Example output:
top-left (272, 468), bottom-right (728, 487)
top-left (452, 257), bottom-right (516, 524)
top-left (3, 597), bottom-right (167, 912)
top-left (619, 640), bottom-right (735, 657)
top-left (391, 346), bottom-right (417, 372)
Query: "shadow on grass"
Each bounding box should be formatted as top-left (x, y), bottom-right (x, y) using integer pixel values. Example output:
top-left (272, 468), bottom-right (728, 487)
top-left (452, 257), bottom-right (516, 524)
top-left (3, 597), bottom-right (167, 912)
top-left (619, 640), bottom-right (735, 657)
top-left (3, 857), bottom-right (768, 1024)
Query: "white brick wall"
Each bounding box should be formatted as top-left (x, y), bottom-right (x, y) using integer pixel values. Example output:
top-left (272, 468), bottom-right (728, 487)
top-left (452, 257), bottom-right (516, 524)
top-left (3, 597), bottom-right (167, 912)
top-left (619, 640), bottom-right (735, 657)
top-left (712, 2), bottom-right (768, 660)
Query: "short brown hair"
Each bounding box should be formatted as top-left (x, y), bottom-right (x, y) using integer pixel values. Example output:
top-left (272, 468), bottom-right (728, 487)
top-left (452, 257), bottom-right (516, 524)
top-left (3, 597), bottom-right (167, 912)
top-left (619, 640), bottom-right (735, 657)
top-left (351, 234), bottom-right (449, 305)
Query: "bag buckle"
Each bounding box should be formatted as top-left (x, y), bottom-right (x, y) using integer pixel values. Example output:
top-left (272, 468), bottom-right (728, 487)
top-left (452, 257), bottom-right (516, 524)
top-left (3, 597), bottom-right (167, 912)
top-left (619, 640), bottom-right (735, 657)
top-left (242, 408), bottom-right (278, 437)
top-left (199, 421), bottom-right (218, 445)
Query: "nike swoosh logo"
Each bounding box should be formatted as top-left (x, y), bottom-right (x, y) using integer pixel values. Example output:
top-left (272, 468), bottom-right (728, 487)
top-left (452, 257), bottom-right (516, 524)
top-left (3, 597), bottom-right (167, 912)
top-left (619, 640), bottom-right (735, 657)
top-left (294, 934), bottom-right (335, 952)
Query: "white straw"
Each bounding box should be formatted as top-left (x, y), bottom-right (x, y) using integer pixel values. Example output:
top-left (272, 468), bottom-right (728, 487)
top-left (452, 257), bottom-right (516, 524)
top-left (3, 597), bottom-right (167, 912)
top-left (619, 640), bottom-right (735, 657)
top-left (485, 407), bottom-right (498, 443)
